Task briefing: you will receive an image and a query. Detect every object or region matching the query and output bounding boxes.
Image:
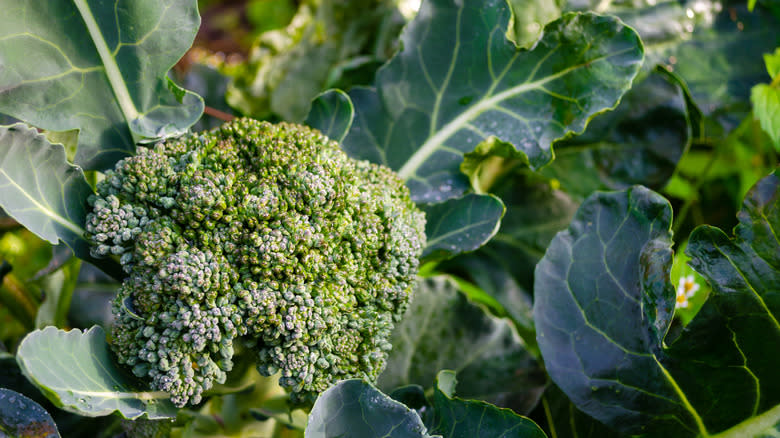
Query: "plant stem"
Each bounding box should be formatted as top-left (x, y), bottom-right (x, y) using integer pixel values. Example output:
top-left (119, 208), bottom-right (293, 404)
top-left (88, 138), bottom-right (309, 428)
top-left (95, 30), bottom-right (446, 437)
top-left (0, 264), bottom-right (38, 329)
top-left (204, 106), bottom-right (235, 122)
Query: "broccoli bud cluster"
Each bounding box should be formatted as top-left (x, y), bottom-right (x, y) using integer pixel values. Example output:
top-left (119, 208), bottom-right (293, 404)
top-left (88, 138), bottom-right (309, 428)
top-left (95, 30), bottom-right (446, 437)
top-left (85, 119), bottom-right (426, 406)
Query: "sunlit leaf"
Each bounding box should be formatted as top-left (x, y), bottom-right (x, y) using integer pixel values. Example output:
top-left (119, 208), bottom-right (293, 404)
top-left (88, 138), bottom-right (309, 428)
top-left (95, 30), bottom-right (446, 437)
top-left (0, 124), bottom-right (122, 278)
top-left (752, 92), bottom-right (779, 147)
top-left (0, 0), bottom-right (204, 170)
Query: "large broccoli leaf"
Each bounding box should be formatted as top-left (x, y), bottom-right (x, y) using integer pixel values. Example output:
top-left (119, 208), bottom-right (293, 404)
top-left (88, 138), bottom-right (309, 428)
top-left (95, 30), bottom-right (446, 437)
top-left (337, 0), bottom-right (643, 203)
top-left (0, 0), bottom-right (203, 170)
top-left (534, 170), bottom-right (780, 436)
top-left (15, 326), bottom-right (176, 419)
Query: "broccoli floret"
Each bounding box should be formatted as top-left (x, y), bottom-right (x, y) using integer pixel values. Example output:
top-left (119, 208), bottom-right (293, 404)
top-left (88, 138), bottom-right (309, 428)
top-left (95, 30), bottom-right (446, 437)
top-left (85, 119), bottom-right (426, 407)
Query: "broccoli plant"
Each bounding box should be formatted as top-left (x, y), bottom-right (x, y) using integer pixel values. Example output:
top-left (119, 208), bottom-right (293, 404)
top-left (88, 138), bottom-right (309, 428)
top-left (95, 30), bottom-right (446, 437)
top-left (0, 0), bottom-right (778, 437)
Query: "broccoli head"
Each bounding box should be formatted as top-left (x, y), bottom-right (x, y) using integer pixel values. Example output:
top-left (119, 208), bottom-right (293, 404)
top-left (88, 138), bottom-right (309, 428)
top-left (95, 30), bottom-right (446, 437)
top-left (85, 118), bottom-right (426, 406)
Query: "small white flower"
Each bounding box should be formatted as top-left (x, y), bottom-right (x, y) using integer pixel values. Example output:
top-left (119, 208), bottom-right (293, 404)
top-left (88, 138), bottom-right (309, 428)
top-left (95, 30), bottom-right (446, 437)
top-left (675, 275), bottom-right (700, 309)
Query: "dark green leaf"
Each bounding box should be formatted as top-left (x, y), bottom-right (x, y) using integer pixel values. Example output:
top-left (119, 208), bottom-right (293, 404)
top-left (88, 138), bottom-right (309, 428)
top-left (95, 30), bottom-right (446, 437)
top-left (0, 388), bottom-right (59, 438)
top-left (422, 194), bottom-right (505, 260)
top-left (67, 263), bottom-right (120, 330)
top-left (656, 2), bottom-right (779, 128)
top-left (540, 70), bottom-right (690, 198)
top-left (173, 61), bottom-right (236, 132)
top-left (343, 2), bottom-right (643, 203)
top-left (569, 0), bottom-right (780, 132)
top-left (305, 379), bottom-right (434, 438)
top-left (441, 254), bottom-right (537, 352)
top-left (305, 90), bottom-right (355, 143)
top-left (379, 277), bottom-right (544, 414)
top-left (0, 124), bottom-right (122, 279)
top-left (0, 355), bottom-right (45, 407)
top-left (16, 326), bottom-right (176, 419)
top-left (428, 370), bottom-right (547, 438)
top-left (533, 384), bottom-right (620, 438)
top-left (439, 170), bottom-right (577, 354)
top-left (389, 385), bottom-right (428, 411)
top-left (0, 0), bottom-right (204, 170)
top-left (535, 171), bottom-right (780, 437)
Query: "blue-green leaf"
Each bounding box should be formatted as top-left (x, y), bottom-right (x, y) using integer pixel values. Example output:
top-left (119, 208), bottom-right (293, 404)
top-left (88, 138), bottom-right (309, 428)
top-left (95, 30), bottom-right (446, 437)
top-left (422, 194), bottom-right (505, 260)
top-left (0, 0), bottom-right (204, 170)
top-left (428, 370), bottom-right (547, 438)
top-left (305, 379), bottom-right (434, 438)
top-left (342, 1), bottom-right (643, 203)
top-left (16, 326), bottom-right (176, 419)
top-left (535, 171), bottom-right (780, 437)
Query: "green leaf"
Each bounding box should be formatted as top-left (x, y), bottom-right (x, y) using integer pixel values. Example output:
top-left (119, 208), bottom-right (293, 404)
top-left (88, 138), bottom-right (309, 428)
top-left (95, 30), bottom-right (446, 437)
top-left (343, 2), bottom-right (643, 203)
top-left (540, 70), bottom-right (691, 198)
top-left (506, 0), bottom-right (562, 47)
top-left (752, 84), bottom-right (780, 151)
top-left (305, 90), bottom-right (355, 143)
top-left (305, 379), bottom-right (434, 438)
top-left (250, 396), bottom-right (309, 431)
top-left (379, 277), bottom-right (544, 414)
top-left (428, 370), bottom-right (548, 438)
top-left (534, 171), bottom-right (780, 437)
top-left (765, 48), bottom-right (780, 79)
top-left (422, 194), bottom-right (505, 260)
top-left (460, 137), bottom-right (531, 194)
top-left (0, 124), bottom-right (122, 279)
top-left (0, 0), bottom-right (204, 170)
top-left (0, 388), bottom-right (60, 438)
top-left (15, 326), bottom-right (176, 419)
